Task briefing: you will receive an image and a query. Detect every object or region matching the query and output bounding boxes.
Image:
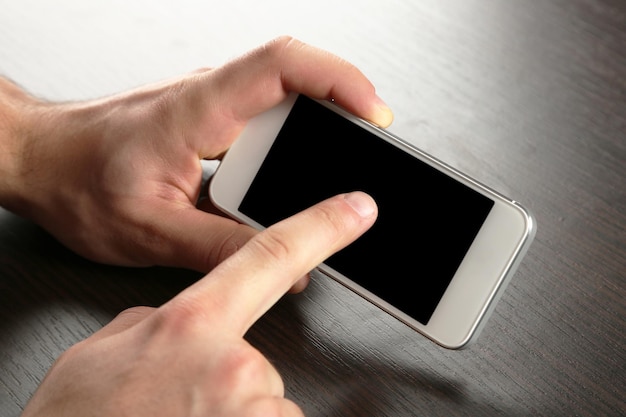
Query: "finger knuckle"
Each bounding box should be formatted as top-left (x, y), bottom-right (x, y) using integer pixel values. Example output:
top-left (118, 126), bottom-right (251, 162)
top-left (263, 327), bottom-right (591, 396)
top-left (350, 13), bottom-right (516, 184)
top-left (206, 223), bottom-right (256, 267)
top-left (311, 202), bottom-right (346, 237)
top-left (247, 229), bottom-right (293, 266)
top-left (149, 301), bottom-right (204, 339)
top-left (265, 35), bottom-right (298, 55)
top-left (116, 305), bottom-right (154, 320)
top-left (220, 344), bottom-right (273, 388)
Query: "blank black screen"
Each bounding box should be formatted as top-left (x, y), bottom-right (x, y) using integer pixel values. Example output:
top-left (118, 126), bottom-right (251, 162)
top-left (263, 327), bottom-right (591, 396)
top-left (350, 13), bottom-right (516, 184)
top-left (239, 95), bottom-right (493, 324)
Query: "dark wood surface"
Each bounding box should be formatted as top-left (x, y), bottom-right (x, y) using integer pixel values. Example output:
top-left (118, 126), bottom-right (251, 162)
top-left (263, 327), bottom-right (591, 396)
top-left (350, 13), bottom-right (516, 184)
top-left (1, 1), bottom-right (624, 416)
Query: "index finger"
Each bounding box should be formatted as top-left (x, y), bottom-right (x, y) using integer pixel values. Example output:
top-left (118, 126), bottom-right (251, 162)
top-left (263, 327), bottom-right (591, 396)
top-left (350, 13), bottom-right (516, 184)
top-left (163, 192), bottom-right (378, 337)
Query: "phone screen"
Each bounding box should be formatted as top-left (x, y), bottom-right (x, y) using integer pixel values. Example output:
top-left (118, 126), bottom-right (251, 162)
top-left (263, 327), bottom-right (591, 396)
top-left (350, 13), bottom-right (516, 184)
top-left (239, 95), bottom-right (494, 325)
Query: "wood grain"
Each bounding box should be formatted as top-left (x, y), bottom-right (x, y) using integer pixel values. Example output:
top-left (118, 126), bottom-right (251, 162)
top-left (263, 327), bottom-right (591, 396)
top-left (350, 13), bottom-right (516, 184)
top-left (1, 0), bottom-right (624, 416)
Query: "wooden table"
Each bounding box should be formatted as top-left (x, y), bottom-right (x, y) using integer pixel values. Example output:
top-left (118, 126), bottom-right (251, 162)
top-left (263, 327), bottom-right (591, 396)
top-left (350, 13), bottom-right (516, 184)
top-left (1, 1), bottom-right (624, 416)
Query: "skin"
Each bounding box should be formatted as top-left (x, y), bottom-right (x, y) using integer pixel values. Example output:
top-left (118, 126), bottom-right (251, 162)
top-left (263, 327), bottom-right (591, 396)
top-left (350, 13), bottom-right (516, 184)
top-left (20, 191), bottom-right (378, 417)
top-left (0, 36), bottom-right (392, 274)
top-left (0, 36), bottom-right (393, 416)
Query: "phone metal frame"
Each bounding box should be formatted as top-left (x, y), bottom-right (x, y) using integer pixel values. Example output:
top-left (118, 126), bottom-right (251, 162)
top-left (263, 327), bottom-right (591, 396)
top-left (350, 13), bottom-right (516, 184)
top-left (210, 93), bottom-right (536, 349)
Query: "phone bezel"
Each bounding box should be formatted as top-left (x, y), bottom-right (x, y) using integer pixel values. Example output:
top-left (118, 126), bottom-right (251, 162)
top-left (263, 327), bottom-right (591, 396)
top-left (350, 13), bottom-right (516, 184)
top-left (210, 93), bottom-right (535, 349)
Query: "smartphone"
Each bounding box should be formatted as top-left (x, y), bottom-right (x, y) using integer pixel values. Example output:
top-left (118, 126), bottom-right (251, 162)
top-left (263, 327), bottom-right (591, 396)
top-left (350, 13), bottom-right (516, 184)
top-left (209, 93), bottom-right (535, 349)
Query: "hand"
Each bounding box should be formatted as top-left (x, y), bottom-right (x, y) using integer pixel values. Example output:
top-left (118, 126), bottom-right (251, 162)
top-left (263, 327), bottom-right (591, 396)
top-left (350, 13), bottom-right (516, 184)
top-left (20, 191), bottom-right (378, 417)
top-left (1, 36), bottom-right (393, 277)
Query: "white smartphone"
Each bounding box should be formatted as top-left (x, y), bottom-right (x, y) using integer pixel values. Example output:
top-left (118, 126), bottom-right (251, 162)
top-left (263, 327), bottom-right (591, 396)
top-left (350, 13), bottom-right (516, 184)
top-left (209, 93), bottom-right (536, 349)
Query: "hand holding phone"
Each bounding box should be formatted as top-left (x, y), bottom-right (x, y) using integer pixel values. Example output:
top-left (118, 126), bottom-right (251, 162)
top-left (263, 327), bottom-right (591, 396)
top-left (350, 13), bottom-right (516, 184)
top-left (210, 93), bottom-right (535, 349)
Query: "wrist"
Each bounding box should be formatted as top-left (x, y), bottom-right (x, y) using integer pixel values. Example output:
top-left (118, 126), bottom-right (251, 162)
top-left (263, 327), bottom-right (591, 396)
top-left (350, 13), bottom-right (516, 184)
top-left (0, 78), bottom-right (47, 216)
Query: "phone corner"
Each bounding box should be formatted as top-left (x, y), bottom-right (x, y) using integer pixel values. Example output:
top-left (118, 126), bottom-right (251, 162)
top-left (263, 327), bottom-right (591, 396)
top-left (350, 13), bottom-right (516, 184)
top-left (511, 200), bottom-right (537, 241)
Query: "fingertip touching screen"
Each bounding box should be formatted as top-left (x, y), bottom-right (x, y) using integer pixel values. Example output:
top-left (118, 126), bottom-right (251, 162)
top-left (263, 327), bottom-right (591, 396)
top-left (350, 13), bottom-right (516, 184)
top-left (239, 95), bottom-right (494, 324)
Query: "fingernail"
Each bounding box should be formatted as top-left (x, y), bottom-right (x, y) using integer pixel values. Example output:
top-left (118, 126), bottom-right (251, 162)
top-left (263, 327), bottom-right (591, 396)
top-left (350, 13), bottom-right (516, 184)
top-left (374, 96), bottom-right (394, 127)
top-left (344, 192), bottom-right (377, 218)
